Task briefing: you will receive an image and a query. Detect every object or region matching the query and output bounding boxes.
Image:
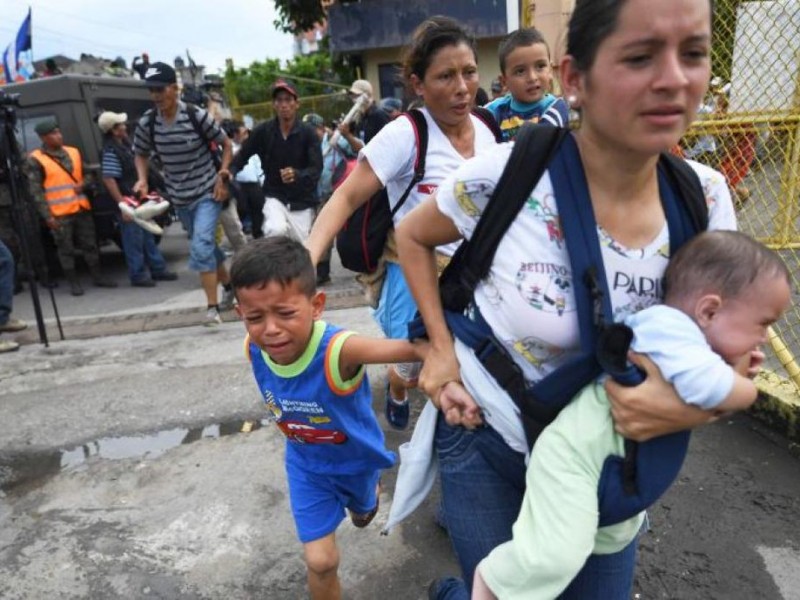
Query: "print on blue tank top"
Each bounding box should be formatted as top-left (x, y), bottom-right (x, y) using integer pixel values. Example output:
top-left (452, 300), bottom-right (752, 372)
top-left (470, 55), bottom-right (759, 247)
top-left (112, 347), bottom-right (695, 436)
top-left (247, 321), bottom-right (395, 476)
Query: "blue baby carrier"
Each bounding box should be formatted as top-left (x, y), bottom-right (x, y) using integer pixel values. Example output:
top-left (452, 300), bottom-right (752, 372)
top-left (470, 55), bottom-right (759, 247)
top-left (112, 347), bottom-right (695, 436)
top-left (408, 124), bottom-right (709, 526)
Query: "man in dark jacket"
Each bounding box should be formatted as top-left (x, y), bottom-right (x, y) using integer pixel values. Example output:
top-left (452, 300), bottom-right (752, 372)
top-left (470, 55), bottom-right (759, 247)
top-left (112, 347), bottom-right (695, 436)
top-left (230, 80), bottom-right (322, 239)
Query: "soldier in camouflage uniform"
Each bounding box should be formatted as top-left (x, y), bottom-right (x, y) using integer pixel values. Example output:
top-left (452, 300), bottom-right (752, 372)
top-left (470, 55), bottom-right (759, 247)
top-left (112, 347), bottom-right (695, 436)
top-left (27, 119), bottom-right (116, 296)
top-left (0, 179), bottom-right (20, 279)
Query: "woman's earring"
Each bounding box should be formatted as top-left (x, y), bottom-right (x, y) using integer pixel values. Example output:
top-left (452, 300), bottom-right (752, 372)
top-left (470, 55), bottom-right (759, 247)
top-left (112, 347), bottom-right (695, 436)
top-left (567, 95), bottom-right (578, 107)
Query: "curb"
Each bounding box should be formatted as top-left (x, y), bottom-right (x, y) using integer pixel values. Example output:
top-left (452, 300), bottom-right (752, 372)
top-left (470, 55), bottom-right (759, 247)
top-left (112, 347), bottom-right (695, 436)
top-left (12, 286), bottom-right (369, 345)
top-left (11, 288), bottom-right (799, 447)
top-left (754, 370), bottom-right (800, 447)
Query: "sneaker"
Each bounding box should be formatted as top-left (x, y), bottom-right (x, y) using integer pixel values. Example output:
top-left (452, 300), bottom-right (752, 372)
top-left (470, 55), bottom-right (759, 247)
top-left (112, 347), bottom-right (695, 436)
top-left (118, 202), bottom-right (137, 220)
top-left (384, 382), bottom-right (410, 430)
top-left (219, 288), bottom-right (236, 311)
top-left (151, 271), bottom-right (178, 281)
top-left (0, 318), bottom-right (27, 333)
top-left (0, 339), bottom-right (20, 353)
top-left (316, 275), bottom-right (332, 286)
top-left (135, 217), bottom-right (164, 236)
top-left (134, 199), bottom-right (170, 220)
top-left (204, 307), bottom-right (222, 327)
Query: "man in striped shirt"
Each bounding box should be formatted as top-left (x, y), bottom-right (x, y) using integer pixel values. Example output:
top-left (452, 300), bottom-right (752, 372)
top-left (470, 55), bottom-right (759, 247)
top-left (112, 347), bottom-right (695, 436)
top-left (132, 62), bottom-right (234, 326)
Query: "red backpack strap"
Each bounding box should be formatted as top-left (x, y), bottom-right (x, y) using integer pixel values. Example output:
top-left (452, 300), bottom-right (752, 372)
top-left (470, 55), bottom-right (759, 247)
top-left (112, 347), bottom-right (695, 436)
top-left (391, 109), bottom-right (428, 217)
top-left (404, 109), bottom-right (428, 179)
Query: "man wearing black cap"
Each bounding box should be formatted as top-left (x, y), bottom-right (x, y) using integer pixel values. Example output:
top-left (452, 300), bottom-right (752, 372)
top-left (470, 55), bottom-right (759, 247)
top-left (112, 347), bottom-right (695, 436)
top-left (230, 79), bottom-right (321, 241)
top-left (133, 61), bottom-right (234, 326)
top-left (27, 120), bottom-right (117, 296)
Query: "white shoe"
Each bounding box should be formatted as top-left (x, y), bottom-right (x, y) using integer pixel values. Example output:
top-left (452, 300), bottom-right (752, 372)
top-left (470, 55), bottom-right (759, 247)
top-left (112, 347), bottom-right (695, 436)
top-left (204, 307), bottom-right (222, 327)
top-left (0, 339), bottom-right (20, 353)
top-left (135, 200), bottom-right (170, 220)
top-left (135, 217), bottom-right (164, 236)
top-left (118, 202), bottom-right (137, 219)
top-left (0, 318), bottom-right (27, 333)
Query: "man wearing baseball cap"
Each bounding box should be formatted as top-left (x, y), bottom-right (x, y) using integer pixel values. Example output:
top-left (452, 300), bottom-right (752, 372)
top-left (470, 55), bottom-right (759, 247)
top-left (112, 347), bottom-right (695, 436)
top-left (338, 79), bottom-right (390, 153)
top-left (133, 61), bottom-right (234, 326)
top-left (27, 119), bottom-right (117, 295)
top-left (230, 79), bottom-right (321, 241)
top-left (98, 111), bottom-right (176, 288)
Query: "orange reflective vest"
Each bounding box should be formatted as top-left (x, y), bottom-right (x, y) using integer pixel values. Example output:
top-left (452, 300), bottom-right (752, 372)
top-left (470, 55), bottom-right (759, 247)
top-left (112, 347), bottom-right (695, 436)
top-left (30, 146), bottom-right (91, 217)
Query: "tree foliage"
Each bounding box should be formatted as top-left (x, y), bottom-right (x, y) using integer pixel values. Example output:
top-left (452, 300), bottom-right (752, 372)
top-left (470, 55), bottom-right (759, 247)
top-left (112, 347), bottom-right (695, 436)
top-left (224, 40), bottom-right (353, 106)
top-left (273, 0), bottom-right (327, 34)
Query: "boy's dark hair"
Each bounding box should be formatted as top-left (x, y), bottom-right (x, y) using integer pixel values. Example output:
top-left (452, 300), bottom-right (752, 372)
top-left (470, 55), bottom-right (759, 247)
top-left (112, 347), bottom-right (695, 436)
top-left (230, 236), bottom-right (316, 297)
top-left (664, 230), bottom-right (790, 302)
top-left (498, 27), bottom-right (549, 73)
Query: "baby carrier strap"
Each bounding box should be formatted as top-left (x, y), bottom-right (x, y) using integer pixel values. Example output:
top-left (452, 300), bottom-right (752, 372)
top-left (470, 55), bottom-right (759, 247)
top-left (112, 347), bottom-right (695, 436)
top-left (594, 321), bottom-right (693, 526)
top-left (528, 135), bottom-right (708, 422)
top-left (545, 134), bottom-right (707, 526)
top-left (407, 123), bottom-right (567, 443)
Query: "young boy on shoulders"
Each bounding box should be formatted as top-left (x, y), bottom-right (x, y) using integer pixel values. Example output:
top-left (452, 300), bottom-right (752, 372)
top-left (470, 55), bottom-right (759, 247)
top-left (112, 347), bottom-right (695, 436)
top-left (485, 27), bottom-right (570, 141)
top-left (231, 236), bottom-right (425, 600)
top-left (472, 230), bottom-right (792, 599)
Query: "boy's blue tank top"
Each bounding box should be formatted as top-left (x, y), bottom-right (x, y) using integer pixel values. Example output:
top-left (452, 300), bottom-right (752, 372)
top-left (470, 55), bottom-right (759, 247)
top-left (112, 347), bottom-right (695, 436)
top-left (247, 321), bottom-right (395, 475)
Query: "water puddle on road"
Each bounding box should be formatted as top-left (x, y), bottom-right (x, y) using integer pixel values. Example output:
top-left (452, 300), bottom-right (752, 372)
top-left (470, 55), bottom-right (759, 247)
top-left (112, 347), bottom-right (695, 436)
top-left (0, 419), bottom-right (269, 496)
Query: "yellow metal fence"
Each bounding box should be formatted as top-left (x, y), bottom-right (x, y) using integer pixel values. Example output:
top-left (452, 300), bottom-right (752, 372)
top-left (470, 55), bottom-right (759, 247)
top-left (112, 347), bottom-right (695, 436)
top-left (680, 111), bottom-right (800, 395)
top-left (679, 0), bottom-right (800, 397)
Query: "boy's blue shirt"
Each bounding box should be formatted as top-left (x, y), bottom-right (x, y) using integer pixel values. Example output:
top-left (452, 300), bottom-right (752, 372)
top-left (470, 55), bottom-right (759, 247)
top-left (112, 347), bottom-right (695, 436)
top-left (246, 320), bottom-right (395, 475)
top-left (485, 93), bottom-right (570, 141)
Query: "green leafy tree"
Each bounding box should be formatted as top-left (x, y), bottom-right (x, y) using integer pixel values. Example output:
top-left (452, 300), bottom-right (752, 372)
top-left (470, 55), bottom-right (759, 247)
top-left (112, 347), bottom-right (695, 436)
top-left (224, 38), bottom-right (355, 123)
top-left (273, 0), bottom-right (326, 34)
top-left (225, 51), bottom-right (351, 105)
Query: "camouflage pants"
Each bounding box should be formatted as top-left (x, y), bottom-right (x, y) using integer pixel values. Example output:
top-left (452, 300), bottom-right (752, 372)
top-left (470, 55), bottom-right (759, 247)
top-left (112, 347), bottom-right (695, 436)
top-left (51, 210), bottom-right (100, 272)
top-left (0, 206), bottom-right (20, 264)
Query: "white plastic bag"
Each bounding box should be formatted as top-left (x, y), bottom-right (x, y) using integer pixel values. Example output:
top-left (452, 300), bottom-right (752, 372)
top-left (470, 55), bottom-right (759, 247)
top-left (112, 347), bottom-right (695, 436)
top-left (382, 400), bottom-right (439, 534)
top-left (261, 197), bottom-right (304, 241)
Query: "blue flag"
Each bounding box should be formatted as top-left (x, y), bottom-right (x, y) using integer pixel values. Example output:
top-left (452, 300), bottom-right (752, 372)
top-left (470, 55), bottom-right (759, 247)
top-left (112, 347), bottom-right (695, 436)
top-left (2, 9), bottom-right (33, 83)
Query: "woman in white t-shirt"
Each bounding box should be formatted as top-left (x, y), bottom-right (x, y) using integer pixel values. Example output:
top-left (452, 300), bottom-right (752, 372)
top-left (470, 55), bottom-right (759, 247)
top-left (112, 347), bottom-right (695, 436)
top-left (396, 1), bottom-right (742, 598)
top-left (307, 16), bottom-right (499, 430)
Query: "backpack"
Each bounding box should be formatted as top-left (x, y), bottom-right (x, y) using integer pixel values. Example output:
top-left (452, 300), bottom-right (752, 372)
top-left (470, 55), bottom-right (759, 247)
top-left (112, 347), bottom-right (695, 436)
top-left (334, 106), bottom-right (503, 274)
top-left (146, 103), bottom-right (222, 171)
top-left (408, 123), bottom-right (709, 526)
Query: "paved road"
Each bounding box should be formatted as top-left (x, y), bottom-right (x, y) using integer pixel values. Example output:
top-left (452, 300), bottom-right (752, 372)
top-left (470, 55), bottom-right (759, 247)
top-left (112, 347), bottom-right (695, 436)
top-left (1, 226), bottom-right (799, 599)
